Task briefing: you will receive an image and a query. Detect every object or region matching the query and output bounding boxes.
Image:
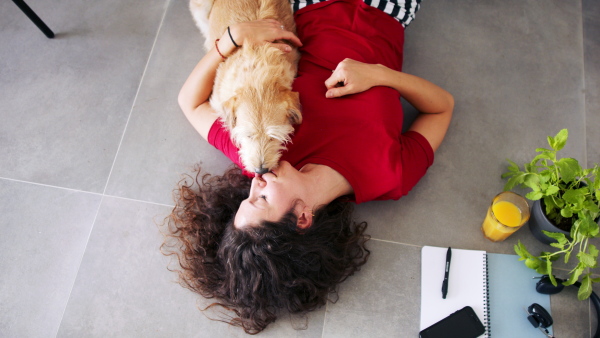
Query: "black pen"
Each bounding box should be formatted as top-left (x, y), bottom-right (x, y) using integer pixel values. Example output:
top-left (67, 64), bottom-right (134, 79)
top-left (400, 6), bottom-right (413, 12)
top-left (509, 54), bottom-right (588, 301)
top-left (441, 247), bottom-right (452, 299)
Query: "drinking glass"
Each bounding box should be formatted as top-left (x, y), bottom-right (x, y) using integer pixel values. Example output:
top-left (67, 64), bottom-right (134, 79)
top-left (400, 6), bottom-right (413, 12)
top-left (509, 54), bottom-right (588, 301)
top-left (481, 192), bottom-right (530, 242)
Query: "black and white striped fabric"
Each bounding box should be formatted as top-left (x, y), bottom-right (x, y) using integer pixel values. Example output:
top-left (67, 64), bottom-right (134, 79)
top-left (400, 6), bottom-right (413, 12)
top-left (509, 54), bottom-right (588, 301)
top-left (290, 0), bottom-right (422, 28)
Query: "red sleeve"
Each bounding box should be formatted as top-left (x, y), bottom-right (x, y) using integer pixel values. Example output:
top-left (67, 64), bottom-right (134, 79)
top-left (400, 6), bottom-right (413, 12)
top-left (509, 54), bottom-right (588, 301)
top-left (399, 130), bottom-right (435, 196)
top-left (207, 120), bottom-right (254, 178)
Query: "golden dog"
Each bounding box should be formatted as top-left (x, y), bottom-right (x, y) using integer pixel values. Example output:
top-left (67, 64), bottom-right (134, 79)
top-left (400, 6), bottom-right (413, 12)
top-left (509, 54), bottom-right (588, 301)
top-left (189, 0), bottom-right (302, 174)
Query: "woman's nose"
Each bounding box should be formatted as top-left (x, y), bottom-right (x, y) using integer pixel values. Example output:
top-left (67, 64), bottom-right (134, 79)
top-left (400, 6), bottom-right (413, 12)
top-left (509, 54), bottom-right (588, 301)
top-left (253, 175), bottom-right (267, 189)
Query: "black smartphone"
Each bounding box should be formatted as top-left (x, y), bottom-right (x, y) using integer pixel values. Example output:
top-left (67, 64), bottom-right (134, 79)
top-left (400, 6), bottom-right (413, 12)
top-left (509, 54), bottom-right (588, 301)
top-left (419, 306), bottom-right (486, 338)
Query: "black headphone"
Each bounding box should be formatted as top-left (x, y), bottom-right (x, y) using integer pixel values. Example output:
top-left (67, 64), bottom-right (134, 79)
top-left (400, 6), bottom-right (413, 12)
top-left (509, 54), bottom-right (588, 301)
top-left (532, 275), bottom-right (600, 338)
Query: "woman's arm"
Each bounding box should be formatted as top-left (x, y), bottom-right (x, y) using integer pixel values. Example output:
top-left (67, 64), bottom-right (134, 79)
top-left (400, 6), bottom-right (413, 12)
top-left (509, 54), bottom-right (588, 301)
top-left (178, 20), bottom-right (302, 140)
top-left (177, 38), bottom-right (232, 140)
top-left (324, 59), bottom-right (453, 152)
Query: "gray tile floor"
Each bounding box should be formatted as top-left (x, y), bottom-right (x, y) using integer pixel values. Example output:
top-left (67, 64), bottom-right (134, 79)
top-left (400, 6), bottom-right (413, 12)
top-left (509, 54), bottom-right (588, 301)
top-left (1, 0), bottom-right (598, 337)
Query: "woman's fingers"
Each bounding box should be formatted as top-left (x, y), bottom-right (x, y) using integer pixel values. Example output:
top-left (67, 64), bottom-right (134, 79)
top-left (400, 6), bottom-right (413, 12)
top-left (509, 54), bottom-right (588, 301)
top-left (324, 70), bottom-right (349, 98)
top-left (324, 71), bottom-right (345, 90)
top-left (281, 31), bottom-right (303, 47)
top-left (232, 19), bottom-right (302, 47)
top-left (270, 42), bottom-right (293, 53)
top-left (326, 86), bottom-right (352, 98)
top-left (264, 20), bottom-right (302, 46)
top-left (324, 59), bottom-right (377, 98)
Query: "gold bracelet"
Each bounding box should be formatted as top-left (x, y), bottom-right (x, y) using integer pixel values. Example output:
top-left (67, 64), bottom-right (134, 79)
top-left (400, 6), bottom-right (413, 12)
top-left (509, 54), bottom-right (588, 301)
top-left (215, 39), bottom-right (226, 60)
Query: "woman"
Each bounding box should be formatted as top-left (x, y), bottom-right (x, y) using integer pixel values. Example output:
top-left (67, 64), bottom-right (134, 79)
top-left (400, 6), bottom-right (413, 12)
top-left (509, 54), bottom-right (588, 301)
top-left (164, 0), bottom-right (453, 334)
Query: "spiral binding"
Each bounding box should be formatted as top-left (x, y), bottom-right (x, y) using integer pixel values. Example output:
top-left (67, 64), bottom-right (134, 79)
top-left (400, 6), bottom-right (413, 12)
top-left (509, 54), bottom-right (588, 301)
top-left (483, 254), bottom-right (491, 337)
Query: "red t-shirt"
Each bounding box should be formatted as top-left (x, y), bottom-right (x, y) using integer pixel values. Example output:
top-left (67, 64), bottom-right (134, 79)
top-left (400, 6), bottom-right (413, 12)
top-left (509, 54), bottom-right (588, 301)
top-left (208, 0), bottom-right (434, 204)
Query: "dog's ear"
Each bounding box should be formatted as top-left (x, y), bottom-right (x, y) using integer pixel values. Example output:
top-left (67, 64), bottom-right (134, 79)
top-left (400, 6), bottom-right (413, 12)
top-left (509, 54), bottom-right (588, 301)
top-left (221, 95), bottom-right (239, 129)
top-left (286, 91), bottom-right (302, 125)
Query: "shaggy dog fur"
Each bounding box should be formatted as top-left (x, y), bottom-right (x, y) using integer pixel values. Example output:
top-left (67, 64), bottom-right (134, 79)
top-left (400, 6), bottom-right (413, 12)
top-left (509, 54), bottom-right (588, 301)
top-left (190, 0), bottom-right (301, 174)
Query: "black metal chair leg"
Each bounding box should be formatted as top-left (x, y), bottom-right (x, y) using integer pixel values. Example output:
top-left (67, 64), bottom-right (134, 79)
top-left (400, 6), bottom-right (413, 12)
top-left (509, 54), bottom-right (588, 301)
top-left (12, 0), bottom-right (55, 38)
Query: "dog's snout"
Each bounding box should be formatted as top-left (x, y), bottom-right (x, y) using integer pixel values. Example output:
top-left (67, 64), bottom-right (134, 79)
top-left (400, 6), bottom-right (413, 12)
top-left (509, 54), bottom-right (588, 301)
top-left (255, 167), bottom-right (269, 175)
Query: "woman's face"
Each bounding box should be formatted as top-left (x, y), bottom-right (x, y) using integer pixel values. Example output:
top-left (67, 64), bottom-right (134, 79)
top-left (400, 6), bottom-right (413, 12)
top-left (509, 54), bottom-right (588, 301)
top-left (234, 161), bottom-right (305, 228)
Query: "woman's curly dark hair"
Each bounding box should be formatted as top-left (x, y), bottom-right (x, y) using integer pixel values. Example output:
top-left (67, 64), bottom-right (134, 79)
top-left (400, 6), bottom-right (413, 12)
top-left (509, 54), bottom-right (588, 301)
top-left (161, 165), bottom-right (370, 334)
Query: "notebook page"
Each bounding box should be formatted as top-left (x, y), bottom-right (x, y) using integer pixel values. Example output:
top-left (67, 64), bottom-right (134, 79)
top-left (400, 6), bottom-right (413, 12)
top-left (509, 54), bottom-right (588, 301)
top-left (420, 246), bottom-right (487, 332)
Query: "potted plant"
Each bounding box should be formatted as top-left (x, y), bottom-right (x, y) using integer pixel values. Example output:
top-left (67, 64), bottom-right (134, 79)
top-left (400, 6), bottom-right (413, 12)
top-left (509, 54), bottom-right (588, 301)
top-left (502, 129), bottom-right (600, 300)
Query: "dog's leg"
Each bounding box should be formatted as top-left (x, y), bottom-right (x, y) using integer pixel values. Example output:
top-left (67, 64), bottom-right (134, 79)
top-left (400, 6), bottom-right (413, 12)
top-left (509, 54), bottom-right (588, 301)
top-left (189, 0), bottom-right (215, 51)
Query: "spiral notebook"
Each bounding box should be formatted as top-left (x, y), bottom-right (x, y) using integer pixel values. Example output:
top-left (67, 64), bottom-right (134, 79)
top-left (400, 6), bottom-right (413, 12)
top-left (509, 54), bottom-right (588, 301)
top-left (419, 246), bottom-right (552, 337)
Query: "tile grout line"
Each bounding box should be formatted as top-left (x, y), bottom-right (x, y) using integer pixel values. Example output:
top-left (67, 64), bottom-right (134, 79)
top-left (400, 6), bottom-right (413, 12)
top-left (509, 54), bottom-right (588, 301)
top-left (53, 2), bottom-right (173, 336)
top-left (369, 238), bottom-right (423, 247)
top-left (321, 302), bottom-right (328, 338)
top-left (578, 2), bottom-right (593, 335)
top-left (100, 0), bottom-right (172, 197)
top-left (0, 176), bottom-right (174, 208)
top-left (579, 0), bottom-right (588, 169)
top-left (0, 176), bottom-right (103, 197)
top-left (107, 194), bottom-right (174, 208)
top-left (53, 194), bottom-right (106, 338)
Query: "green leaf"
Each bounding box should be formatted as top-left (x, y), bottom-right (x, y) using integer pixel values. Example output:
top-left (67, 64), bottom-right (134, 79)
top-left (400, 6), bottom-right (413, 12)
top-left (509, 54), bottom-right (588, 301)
top-left (556, 158), bottom-right (581, 183)
top-left (552, 129), bottom-right (569, 152)
top-left (542, 231), bottom-right (568, 245)
top-left (590, 244), bottom-right (599, 258)
top-left (578, 274), bottom-right (593, 300)
top-left (577, 214), bottom-right (598, 237)
top-left (545, 259), bottom-right (553, 280)
top-left (553, 195), bottom-right (565, 208)
top-left (584, 200), bottom-right (600, 214)
top-left (501, 168), bottom-right (517, 179)
top-left (544, 196), bottom-right (558, 212)
top-left (564, 263), bottom-right (584, 285)
top-left (563, 188), bottom-right (585, 205)
top-left (539, 171), bottom-right (553, 184)
top-left (560, 208), bottom-right (573, 218)
top-left (526, 191), bottom-right (544, 200)
top-left (525, 257), bottom-right (542, 271)
top-left (506, 159), bottom-right (521, 172)
top-left (504, 173), bottom-right (526, 191)
top-left (590, 224), bottom-right (600, 237)
top-left (532, 153), bottom-right (554, 166)
top-left (523, 174), bottom-right (541, 191)
top-left (548, 271), bottom-right (558, 286)
top-left (514, 242), bottom-right (528, 258)
top-left (547, 136), bottom-right (555, 150)
top-left (578, 251), bottom-right (597, 268)
top-left (545, 185), bottom-right (560, 195)
top-left (565, 249), bottom-right (572, 263)
top-left (525, 162), bottom-right (536, 173)
top-left (501, 172), bottom-right (513, 179)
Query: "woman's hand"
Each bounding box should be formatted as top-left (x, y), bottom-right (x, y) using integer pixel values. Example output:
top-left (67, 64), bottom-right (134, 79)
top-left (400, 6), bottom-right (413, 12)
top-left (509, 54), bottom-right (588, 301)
top-left (325, 58), bottom-right (454, 152)
top-left (179, 19), bottom-right (302, 141)
top-left (224, 19), bottom-right (303, 56)
top-left (324, 58), bottom-right (382, 98)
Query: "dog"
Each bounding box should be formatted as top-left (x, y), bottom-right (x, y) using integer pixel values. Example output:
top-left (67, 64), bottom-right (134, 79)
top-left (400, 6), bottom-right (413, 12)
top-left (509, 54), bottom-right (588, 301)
top-left (189, 0), bottom-right (302, 175)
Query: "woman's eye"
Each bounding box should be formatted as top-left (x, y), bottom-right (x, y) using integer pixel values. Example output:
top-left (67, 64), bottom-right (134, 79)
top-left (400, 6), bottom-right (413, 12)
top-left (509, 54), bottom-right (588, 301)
top-left (259, 195), bottom-right (267, 201)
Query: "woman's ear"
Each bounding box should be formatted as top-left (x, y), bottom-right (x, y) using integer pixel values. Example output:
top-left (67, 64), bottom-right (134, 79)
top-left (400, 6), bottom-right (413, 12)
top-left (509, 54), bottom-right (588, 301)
top-left (296, 204), bottom-right (313, 229)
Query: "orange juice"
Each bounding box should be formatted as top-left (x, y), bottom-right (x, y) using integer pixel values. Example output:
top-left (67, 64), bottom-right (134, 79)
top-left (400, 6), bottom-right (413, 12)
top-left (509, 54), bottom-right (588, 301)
top-left (492, 201), bottom-right (522, 227)
top-left (482, 200), bottom-right (525, 242)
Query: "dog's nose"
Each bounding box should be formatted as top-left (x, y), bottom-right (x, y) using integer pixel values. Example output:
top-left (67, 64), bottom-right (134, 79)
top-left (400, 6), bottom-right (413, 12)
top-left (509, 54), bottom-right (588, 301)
top-left (255, 167), bottom-right (269, 175)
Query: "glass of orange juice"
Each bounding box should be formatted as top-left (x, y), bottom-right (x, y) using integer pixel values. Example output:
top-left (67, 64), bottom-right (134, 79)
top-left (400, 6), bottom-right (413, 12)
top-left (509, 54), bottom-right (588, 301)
top-left (481, 192), bottom-right (530, 242)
